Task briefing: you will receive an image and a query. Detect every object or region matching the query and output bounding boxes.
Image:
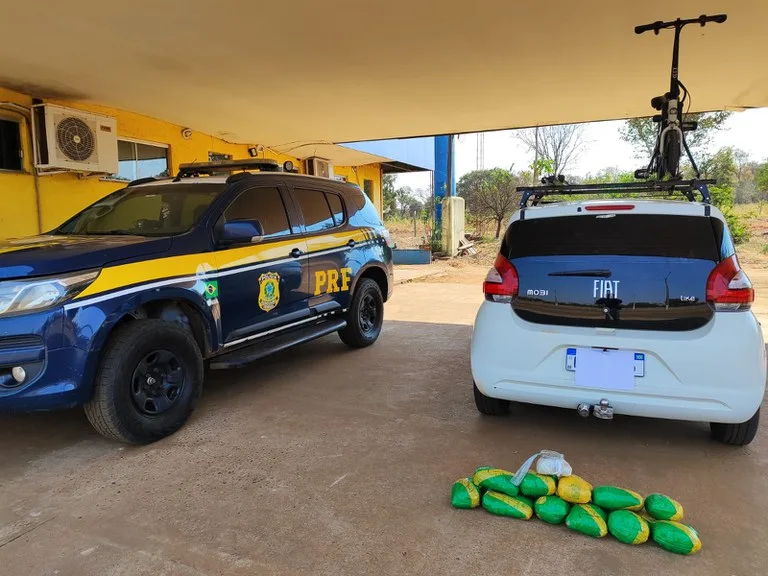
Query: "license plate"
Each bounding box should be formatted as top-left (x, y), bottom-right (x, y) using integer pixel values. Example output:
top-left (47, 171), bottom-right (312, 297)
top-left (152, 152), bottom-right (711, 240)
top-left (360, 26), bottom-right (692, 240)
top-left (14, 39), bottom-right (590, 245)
top-left (566, 348), bottom-right (645, 377)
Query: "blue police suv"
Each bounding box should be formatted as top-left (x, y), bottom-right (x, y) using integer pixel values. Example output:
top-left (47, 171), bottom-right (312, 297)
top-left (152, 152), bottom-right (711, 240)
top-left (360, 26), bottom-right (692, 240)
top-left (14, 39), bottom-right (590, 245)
top-left (0, 159), bottom-right (394, 443)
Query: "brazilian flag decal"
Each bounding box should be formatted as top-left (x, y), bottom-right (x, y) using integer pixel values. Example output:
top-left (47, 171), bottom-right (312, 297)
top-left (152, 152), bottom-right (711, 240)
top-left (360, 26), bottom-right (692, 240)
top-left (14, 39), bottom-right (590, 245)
top-left (204, 280), bottom-right (219, 300)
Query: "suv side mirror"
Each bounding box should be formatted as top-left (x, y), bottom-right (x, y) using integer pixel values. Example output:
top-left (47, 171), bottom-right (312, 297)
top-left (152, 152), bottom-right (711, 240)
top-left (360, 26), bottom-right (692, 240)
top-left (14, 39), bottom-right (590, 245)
top-left (218, 220), bottom-right (264, 245)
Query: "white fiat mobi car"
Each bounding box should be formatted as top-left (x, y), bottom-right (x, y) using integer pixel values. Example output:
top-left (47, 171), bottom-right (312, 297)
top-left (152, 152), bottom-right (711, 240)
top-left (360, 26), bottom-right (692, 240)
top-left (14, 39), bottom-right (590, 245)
top-left (471, 195), bottom-right (766, 445)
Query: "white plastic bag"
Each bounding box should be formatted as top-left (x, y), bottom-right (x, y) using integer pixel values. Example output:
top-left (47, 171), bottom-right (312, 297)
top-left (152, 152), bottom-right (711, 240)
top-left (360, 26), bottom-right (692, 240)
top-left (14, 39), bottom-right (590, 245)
top-left (512, 450), bottom-right (572, 486)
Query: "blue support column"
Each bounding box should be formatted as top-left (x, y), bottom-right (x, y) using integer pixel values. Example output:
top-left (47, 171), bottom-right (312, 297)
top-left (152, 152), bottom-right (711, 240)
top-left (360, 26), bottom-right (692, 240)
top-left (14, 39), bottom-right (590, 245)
top-left (433, 135), bottom-right (455, 229)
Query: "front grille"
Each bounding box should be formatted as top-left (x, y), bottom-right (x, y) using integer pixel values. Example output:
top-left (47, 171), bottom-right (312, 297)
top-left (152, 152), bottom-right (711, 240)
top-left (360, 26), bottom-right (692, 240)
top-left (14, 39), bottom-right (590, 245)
top-left (0, 336), bottom-right (43, 350)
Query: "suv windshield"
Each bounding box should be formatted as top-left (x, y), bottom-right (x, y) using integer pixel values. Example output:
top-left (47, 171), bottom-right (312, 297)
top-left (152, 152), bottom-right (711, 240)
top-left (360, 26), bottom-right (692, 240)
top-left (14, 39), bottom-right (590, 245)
top-left (55, 183), bottom-right (226, 236)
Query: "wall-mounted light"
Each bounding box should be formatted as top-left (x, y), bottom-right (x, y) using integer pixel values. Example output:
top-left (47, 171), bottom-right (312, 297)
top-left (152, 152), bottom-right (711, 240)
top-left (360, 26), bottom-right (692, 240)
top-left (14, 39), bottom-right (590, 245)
top-left (248, 145), bottom-right (265, 157)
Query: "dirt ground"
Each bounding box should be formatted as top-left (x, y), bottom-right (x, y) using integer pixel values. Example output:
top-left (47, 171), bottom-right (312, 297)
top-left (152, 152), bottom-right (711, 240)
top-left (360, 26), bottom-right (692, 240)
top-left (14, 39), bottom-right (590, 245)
top-left (1, 269), bottom-right (768, 575)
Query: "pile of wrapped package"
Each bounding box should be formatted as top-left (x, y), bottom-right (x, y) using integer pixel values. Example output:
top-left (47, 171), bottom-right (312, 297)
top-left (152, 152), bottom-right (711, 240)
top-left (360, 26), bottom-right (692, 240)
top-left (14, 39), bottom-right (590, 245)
top-left (451, 464), bottom-right (701, 555)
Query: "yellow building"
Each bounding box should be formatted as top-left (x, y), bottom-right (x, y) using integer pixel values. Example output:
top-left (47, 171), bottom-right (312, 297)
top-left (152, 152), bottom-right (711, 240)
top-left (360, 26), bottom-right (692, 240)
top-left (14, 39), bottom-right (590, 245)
top-left (0, 87), bottom-right (393, 240)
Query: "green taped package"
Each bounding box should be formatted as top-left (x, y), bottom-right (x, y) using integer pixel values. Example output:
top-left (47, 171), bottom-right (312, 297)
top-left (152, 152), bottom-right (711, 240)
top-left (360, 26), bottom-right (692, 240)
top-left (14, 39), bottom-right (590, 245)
top-left (482, 491), bottom-right (533, 519)
top-left (607, 510), bottom-right (650, 545)
top-left (592, 486), bottom-right (644, 511)
top-left (472, 467), bottom-right (519, 496)
top-left (451, 477), bottom-right (481, 509)
top-left (521, 472), bottom-right (557, 498)
top-left (534, 495), bottom-right (570, 524)
top-left (651, 520), bottom-right (702, 555)
top-left (566, 504), bottom-right (608, 538)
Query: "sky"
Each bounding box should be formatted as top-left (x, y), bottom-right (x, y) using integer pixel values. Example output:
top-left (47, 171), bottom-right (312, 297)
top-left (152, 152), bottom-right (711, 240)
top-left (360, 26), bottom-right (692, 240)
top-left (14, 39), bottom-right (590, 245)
top-left (393, 108), bottom-right (768, 194)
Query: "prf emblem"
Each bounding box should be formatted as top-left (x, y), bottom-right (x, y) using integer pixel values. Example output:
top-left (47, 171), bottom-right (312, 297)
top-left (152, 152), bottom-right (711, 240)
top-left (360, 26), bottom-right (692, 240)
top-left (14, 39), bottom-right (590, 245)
top-left (314, 267), bottom-right (352, 295)
top-left (258, 272), bottom-right (280, 311)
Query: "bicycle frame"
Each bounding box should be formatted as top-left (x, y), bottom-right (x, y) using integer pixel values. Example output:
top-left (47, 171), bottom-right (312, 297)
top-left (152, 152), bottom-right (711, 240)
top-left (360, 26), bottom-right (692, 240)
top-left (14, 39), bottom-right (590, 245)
top-left (635, 14), bottom-right (727, 180)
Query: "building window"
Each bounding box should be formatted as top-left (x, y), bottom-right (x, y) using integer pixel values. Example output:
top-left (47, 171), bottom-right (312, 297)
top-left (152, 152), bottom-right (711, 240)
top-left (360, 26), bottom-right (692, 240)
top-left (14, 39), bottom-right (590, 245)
top-left (363, 179), bottom-right (374, 200)
top-left (209, 152), bottom-right (232, 162)
top-left (0, 117), bottom-right (22, 171)
top-left (117, 140), bottom-right (169, 181)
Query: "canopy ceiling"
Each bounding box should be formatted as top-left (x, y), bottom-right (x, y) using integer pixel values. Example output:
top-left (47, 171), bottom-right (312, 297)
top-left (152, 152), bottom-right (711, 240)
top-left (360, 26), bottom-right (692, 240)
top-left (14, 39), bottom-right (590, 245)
top-left (1, 0), bottom-right (765, 145)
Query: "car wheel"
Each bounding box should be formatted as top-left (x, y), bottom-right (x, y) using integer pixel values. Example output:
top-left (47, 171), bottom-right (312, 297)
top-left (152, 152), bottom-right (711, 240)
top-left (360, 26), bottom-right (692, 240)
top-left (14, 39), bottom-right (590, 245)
top-left (473, 381), bottom-right (510, 416)
top-left (338, 278), bottom-right (384, 348)
top-left (84, 319), bottom-right (204, 444)
top-left (710, 409), bottom-right (760, 446)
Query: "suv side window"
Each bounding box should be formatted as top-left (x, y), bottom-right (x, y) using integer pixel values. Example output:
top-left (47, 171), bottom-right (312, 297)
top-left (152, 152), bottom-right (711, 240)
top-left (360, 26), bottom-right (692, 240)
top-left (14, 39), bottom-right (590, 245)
top-left (221, 186), bottom-right (291, 238)
top-left (293, 188), bottom-right (337, 233)
top-left (325, 193), bottom-right (345, 226)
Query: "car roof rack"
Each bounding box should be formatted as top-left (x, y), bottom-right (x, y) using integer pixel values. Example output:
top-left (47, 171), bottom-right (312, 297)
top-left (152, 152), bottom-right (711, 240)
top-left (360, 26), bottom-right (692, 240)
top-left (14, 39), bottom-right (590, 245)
top-left (174, 158), bottom-right (280, 180)
top-left (517, 179), bottom-right (716, 209)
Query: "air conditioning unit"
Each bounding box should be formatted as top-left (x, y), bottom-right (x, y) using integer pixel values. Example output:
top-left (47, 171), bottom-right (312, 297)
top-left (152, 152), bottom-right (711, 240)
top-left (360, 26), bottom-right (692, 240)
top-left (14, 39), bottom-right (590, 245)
top-left (32, 104), bottom-right (118, 174)
top-left (305, 157), bottom-right (334, 179)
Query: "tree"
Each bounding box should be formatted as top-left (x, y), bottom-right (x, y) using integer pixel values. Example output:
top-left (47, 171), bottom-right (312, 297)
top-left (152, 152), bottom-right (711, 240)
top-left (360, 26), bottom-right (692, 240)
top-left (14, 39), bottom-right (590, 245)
top-left (619, 111), bottom-right (731, 162)
top-left (732, 148), bottom-right (758, 203)
top-left (516, 124), bottom-right (587, 177)
top-left (694, 147), bottom-right (749, 243)
top-left (382, 173), bottom-right (397, 216)
top-left (393, 185), bottom-right (423, 219)
top-left (458, 168), bottom-right (521, 238)
top-left (582, 167), bottom-right (636, 184)
top-left (755, 162), bottom-right (768, 198)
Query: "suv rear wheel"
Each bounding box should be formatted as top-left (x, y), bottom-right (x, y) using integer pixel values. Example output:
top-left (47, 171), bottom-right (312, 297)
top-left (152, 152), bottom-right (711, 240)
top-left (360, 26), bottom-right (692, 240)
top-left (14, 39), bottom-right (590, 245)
top-left (710, 409), bottom-right (760, 446)
top-left (338, 278), bottom-right (384, 348)
top-left (84, 320), bottom-right (204, 444)
top-left (473, 381), bottom-right (510, 416)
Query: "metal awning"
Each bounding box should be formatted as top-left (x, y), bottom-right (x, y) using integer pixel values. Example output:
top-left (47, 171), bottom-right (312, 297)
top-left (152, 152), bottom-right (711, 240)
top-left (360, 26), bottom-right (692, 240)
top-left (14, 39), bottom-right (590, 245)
top-left (1, 1), bottom-right (764, 144)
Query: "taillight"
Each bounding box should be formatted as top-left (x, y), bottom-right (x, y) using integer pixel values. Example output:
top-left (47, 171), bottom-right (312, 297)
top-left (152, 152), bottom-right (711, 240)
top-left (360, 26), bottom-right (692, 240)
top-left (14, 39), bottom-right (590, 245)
top-left (483, 254), bottom-right (519, 303)
top-left (706, 255), bottom-right (754, 311)
top-left (381, 228), bottom-right (395, 248)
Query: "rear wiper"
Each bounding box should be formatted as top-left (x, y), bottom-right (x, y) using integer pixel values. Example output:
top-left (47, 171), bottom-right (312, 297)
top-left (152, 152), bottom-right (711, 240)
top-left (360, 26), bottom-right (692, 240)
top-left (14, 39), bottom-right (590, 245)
top-left (548, 269), bottom-right (611, 278)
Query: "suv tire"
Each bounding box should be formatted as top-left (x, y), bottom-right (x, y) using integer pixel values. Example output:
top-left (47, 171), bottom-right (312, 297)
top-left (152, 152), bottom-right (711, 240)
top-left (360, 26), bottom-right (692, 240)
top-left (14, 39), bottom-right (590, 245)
top-left (473, 381), bottom-right (510, 416)
top-left (84, 320), bottom-right (204, 444)
top-left (339, 278), bottom-right (384, 348)
top-left (710, 409), bottom-right (760, 446)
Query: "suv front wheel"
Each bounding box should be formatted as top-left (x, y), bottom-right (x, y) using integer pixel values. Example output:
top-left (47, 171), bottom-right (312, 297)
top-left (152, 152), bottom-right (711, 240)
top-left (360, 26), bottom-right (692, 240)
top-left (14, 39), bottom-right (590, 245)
top-left (84, 320), bottom-right (204, 444)
top-left (710, 409), bottom-right (760, 446)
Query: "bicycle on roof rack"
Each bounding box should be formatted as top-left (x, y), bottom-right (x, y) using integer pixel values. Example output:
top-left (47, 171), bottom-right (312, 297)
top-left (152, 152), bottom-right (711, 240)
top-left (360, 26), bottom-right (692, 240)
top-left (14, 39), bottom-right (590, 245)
top-left (518, 14), bottom-right (727, 209)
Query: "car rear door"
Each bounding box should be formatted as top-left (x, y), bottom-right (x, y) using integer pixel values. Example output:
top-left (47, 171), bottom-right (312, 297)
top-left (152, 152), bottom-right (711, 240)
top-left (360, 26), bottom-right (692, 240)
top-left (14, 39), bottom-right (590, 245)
top-left (213, 182), bottom-right (309, 345)
top-left (505, 212), bottom-right (722, 331)
top-left (288, 186), bottom-right (354, 313)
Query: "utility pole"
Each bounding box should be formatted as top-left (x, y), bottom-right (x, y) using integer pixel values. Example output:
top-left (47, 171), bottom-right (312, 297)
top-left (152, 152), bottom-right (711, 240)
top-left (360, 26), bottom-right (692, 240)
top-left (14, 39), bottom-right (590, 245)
top-left (533, 126), bottom-right (540, 183)
top-left (477, 133), bottom-right (485, 170)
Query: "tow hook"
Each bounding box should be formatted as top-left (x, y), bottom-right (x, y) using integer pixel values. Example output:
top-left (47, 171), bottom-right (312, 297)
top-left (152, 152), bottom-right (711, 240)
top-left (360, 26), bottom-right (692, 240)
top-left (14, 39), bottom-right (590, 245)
top-left (576, 399), bottom-right (614, 420)
top-left (593, 399), bottom-right (614, 420)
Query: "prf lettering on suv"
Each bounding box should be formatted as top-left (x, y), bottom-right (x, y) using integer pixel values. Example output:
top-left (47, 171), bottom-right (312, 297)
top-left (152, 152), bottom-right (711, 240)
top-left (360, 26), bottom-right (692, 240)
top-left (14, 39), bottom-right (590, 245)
top-left (0, 159), bottom-right (394, 443)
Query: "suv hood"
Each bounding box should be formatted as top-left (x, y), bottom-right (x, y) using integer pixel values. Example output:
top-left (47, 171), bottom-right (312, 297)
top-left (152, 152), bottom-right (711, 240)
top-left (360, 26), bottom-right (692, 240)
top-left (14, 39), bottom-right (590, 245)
top-left (0, 235), bottom-right (172, 280)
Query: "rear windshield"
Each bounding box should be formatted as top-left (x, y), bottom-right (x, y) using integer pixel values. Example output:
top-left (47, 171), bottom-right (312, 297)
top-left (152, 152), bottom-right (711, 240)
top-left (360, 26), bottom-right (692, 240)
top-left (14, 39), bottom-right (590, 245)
top-left (503, 214), bottom-right (724, 261)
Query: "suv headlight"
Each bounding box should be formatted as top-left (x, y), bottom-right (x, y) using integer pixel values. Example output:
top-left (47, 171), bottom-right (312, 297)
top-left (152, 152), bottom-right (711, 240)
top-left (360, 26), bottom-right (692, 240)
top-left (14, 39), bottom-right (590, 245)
top-left (0, 270), bottom-right (100, 317)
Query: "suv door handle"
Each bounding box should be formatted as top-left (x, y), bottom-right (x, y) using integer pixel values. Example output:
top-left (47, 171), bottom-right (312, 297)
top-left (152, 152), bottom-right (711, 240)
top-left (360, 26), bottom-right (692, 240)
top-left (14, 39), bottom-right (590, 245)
top-left (290, 248), bottom-right (303, 258)
top-left (347, 239), bottom-right (356, 248)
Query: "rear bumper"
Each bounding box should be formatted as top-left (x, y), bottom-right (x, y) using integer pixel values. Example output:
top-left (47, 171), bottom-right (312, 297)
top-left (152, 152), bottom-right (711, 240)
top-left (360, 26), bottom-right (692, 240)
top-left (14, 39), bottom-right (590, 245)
top-left (471, 301), bottom-right (766, 424)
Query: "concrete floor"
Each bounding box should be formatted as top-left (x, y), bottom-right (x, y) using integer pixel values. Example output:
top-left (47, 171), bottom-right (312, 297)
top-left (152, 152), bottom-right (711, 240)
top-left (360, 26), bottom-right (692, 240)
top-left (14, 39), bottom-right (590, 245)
top-left (1, 272), bottom-right (767, 575)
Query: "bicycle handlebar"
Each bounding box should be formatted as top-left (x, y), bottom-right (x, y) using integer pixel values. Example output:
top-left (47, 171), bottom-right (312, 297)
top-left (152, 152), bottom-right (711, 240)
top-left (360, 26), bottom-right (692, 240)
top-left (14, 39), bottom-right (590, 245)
top-left (635, 14), bottom-right (727, 35)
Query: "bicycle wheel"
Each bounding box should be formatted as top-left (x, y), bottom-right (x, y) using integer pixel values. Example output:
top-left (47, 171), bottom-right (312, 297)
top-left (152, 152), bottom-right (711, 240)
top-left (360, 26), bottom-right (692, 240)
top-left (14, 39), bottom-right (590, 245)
top-left (662, 131), bottom-right (681, 178)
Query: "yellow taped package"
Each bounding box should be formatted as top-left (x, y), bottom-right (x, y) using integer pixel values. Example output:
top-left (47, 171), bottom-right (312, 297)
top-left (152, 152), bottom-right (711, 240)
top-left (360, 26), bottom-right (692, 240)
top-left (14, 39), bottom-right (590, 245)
top-left (557, 475), bottom-right (593, 504)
